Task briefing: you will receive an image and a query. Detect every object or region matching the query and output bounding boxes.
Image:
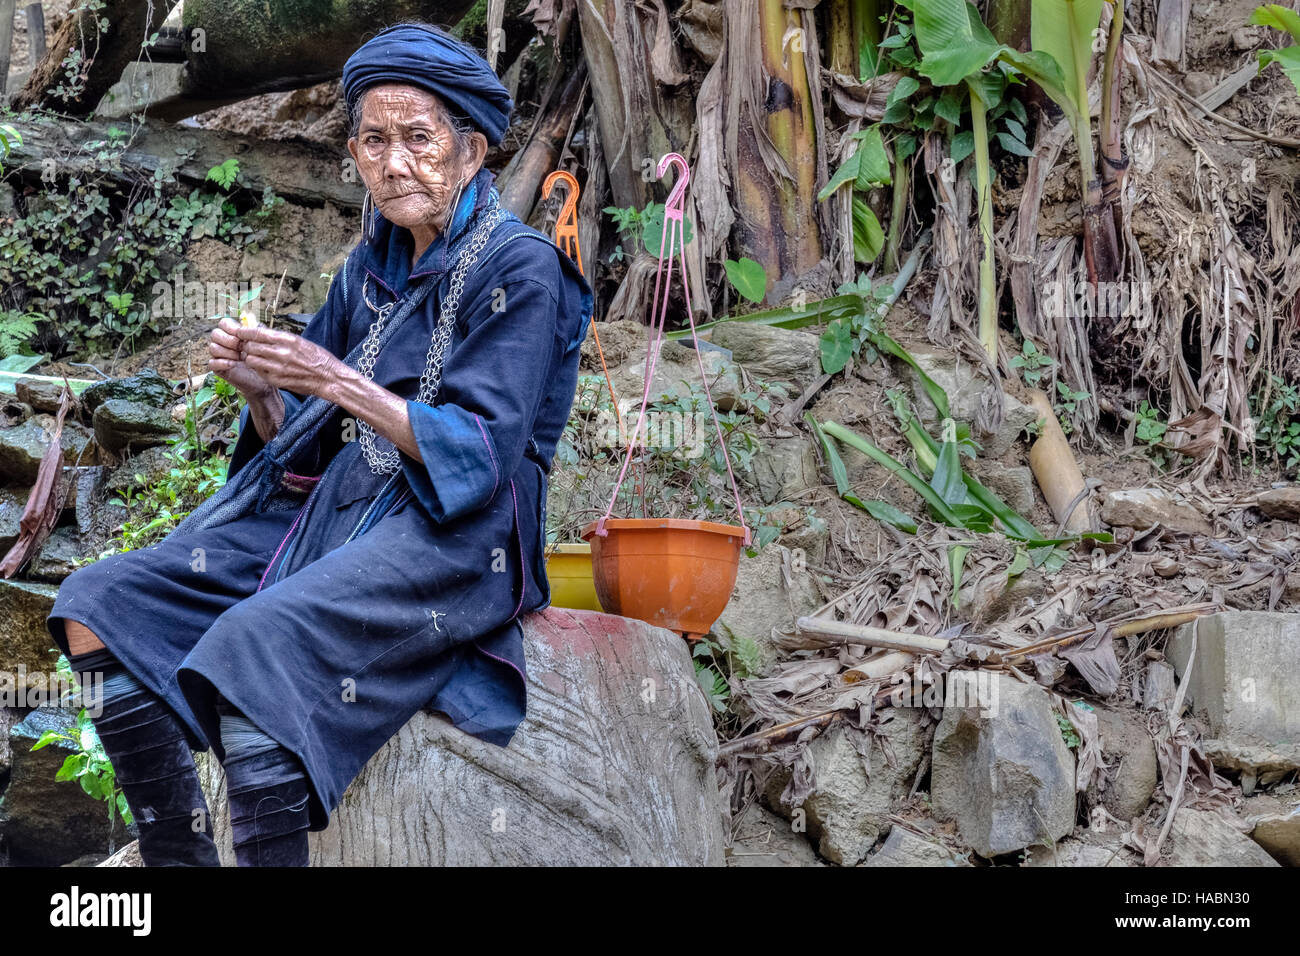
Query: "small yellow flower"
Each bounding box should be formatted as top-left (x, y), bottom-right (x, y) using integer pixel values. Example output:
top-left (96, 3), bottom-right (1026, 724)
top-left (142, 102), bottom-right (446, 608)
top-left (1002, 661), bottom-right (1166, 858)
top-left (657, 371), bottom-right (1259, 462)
top-left (239, 309), bottom-right (260, 328)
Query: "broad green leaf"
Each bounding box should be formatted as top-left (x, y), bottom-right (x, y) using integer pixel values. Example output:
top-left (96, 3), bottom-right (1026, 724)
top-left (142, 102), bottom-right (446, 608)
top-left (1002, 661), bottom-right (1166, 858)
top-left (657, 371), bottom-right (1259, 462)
top-left (949, 544), bottom-right (971, 607)
top-left (997, 131), bottom-right (1036, 157)
top-left (1029, 0), bottom-right (1103, 111)
top-left (951, 130), bottom-right (976, 165)
top-left (1252, 4), bottom-right (1300, 40)
top-left (858, 499), bottom-right (919, 534)
top-left (820, 319), bottom-right (854, 374)
top-left (30, 730), bottom-right (62, 751)
top-left (852, 199), bottom-right (885, 263)
top-left (808, 414), bottom-right (851, 495)
top-left (935, 87), bottom-right (965, 125)
top-left (854, 126), bottom-right (893, 188)
top-left (1259, 45), bottom-right (1300, 97)
top-left (897, 0), bottom-right (1004, 84)
top-left (930, 426), bottom-right (967, 506)
top-left (819, 150), bottom-right (862, 200)
top-left (1007, 547), bottom-right (1031, 580)
top-left (886, 74), bottom-right (922, 109)
top-left (724, 257), bottom-right (768, 304)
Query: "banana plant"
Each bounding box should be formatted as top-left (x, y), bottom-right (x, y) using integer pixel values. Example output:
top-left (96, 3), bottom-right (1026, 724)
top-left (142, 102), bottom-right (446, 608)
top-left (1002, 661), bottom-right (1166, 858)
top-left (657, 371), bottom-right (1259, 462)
top-left (1253, 5), bottom-right (1300, 95)
top-left (896, 0), bottom-right (1115, 353)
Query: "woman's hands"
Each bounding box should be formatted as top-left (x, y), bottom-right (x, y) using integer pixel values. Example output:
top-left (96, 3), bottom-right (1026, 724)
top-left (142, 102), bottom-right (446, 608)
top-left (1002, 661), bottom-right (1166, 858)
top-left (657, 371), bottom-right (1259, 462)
top-left (230, 324), bottom-right (350, 398)
top-left (208, 317), bottom-right (272, 398)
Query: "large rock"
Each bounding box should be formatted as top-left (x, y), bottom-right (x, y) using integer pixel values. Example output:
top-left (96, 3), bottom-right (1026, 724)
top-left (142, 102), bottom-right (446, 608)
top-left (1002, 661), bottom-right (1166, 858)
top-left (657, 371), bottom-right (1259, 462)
top-left (1099, 488), bottom-right (1213, 535)
top-left (1257, 487), bottom-right (1300, 522)
top-left (0, 485), bottom-right (30, 555)
top-left (80, 369), bottom-right (174, 415)
top-left (1241, 793), bottom-right (1300, 866)
top-left (14, 379), bottom-right (73, 415)
top-left (606, 340), bottom-right (742, 413)
top-left (763, 710), bottom-right (930, 865)
top-left (0, 417), bottom-right (96, 483)
top-left (712, 544), bottom-right (822, 675)
top-left (747, 435), bottom-right (819, 506)
top-left (1086, 706), bottom-right (1159, 821)
top-left (93, 400), bottom-right (180, 456)
top-left (931, 672), bottom-right (1077, 858)
top-left (0, 708), bottom-right (128, 865)
top-left (726, 799), bottom-right (826, 867)
top-left (1167, 612), bottom-right (1300, 773)
top-left (1164, 808), bottom-right (1280, 867)
top-left (707, 323), bottom-right (822, 390)
top-left (1023, 833), bottom-right (1141, 867)
top-left (193, 609), bottom-right (727, 866)
top-left (0, 579), bottom-right (61, 690)
top-left (899, 346), bottom-right (1036, 457)
top-left (864, 826), bottom-right (972, 867)
top-left (103, 445), bottom-right (180, 495)
top-left (29, 528), bottom-right (93, 584)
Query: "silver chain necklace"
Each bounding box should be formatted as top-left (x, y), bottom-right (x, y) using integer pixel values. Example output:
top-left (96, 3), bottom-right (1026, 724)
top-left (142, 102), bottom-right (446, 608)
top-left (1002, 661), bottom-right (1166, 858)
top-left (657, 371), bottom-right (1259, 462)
top-left (355, 195), bottom-right (508, 474)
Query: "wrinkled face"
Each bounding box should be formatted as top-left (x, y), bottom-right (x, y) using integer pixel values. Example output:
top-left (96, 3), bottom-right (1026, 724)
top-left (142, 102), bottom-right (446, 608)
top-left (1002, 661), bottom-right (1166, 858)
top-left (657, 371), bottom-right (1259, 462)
top-left (348, 84), bottom-right (471, 232)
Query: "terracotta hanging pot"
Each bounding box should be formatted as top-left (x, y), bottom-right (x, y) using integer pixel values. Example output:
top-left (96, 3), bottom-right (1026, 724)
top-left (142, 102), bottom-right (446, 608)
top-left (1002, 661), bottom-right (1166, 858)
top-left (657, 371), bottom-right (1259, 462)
top-left (586, 153), bottom-right (752, 642)
top-left (544, 542), bottom-right (603, 612)
top-left (581, 518), bottom-right (744, 641)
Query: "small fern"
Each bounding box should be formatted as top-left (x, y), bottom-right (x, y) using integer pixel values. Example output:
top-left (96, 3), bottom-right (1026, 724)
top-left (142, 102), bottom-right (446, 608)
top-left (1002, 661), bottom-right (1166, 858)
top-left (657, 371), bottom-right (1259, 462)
top-left (0, 310), bottom-right (40, 357)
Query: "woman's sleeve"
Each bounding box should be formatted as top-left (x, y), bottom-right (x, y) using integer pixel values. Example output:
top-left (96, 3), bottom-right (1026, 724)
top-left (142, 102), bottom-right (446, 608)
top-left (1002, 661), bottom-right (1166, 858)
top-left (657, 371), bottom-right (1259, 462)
top-left (400, 249), bottom-right (566, 523)
top-left (227, 263), bottom-right (352, 477)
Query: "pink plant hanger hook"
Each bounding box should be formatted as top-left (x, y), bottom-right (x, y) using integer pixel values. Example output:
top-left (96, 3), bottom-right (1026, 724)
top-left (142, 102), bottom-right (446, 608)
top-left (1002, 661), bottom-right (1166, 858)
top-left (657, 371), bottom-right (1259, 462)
top-left (595, 152), bottom-right (751, 546)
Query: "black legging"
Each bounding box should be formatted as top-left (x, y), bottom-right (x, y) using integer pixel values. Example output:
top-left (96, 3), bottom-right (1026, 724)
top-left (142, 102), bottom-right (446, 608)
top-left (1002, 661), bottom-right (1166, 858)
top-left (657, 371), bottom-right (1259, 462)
top-left (69, 647), bottom-right (311, 867)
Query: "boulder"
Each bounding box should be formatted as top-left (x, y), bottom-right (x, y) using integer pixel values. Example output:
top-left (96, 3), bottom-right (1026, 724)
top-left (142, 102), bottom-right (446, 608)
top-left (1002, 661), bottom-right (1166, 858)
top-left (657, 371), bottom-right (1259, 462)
top-left (1099, 488), bottom-right (1213, 536)
top-left (93, 399), bottom-right (180, 456)
top-left (931, 672), bottom-right (1077, 858)
top-left (1086, 706), bottom-right (1159, 821)
top-left (0, 417), bottom-right (96, 483)
top-left (1164, 808), bottom-right (1280, 867)
top-left (726, 799), bottom-right (826, 867)
top-left (712, 544), bottom-right (822, 675)
top-left (968, 462), bottom-right (1036, 517)
top-left (1167, 612), bottom-right (1300, 773)
top-left (606, 340), bottom-right (742, 413)
top-left (14, 379), bottom-right (73, 415)
top-left (104, 445), bottom-right (180, 494)
top-left (192, 609), bottom-right (727, 866)
top-left (0, 579), bottom-right (61, 689)
top-left (0, 707), bottom-right (128, 866)
top-left (899, 346), bottom-right (1036, 457)
top-left (763, 710), bottom-right (930, 865)
top-left (80, 370), bottom-right (174, 415)
top-left (73, 466), bottom-right (107, 535)
top-left (747, 434), bottom-right (819, 506)
top-left (1242, 794), bottom-right (1300, 867)
top-left (707, 323), bottom-right (821, 390)
top-left (0, 485), bottom-right (29, 555)
top-left (864, 826), bottom-right (972, 867)
top-left (1023, 833), bottom-right (1141, 867)
top-left (1257, 487), bottom-right (1300, 522)
top-left (29, 528), bottom-right (92, 584)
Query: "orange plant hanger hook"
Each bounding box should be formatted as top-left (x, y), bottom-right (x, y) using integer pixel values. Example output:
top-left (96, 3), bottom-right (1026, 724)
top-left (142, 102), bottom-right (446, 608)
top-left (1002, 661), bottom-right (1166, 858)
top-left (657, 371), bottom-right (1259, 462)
top-left (543, 168), bottom-right (622, 436)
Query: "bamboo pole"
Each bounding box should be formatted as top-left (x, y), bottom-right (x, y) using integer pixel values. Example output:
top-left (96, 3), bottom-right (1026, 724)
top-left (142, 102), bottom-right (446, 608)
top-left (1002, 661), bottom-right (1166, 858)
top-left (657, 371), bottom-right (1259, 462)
top-left (795, 616), bottom-right (951, 654)
top-left (1026, 387), bottom-right (1092, 533)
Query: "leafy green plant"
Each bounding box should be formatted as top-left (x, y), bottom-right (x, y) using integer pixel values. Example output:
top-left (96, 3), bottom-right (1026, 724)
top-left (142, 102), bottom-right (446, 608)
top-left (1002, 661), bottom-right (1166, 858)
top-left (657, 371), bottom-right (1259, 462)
top-left (0, 309), bottom-right (41, 357)
top-left (817, 124), bottom-right (891, 264)
top-left (1010, 338), bottom-right (1055, 387)
top-left (1055, 712), bottom-right (1081, 749)
top-left (602, 201), bottom-right (694, 259)
top-left (1253, 4), bottom-right (1300, 95)
top-left (896, 0), bottom-right (1109, 357)
top-left (1054, 381), bottom-right (1090, 435)
top-left (818, 273), bottom-right (895, 375)
top-left (205, 158), bottom-right (241, 191)
top-left (31, 654), bottom-right (132, 828)
top-left (0, 123), bottom-right (20, 172)
top-left (690, 634), bottom-right (763, 714)
top-left (723, 257), bottom-right (767, 304)
top-left (1252, 374), bottom-right (1300, 472)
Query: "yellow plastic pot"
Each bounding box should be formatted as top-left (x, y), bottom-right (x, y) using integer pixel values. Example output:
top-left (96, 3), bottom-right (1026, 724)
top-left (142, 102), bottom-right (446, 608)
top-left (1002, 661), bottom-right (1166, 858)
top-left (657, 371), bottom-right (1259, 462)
top-left (545, 543), bottom-right (603, 611)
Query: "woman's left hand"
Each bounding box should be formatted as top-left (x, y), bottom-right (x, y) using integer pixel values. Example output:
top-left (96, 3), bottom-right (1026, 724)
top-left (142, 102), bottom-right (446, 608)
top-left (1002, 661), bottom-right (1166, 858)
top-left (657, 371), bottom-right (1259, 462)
top-left (231, 326), bottom-right (349, 399)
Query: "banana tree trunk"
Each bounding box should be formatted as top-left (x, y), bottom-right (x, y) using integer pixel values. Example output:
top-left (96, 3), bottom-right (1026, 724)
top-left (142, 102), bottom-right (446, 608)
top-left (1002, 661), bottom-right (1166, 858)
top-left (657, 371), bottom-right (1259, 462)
top-left (730, 0), bottom-right (824, 299)
top-left (13, 0), bottom-right (167, 114)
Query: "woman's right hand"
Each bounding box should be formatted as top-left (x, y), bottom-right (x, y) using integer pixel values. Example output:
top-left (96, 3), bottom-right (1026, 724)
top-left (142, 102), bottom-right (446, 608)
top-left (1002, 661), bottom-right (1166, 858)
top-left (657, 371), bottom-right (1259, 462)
top-left (209, 317), bottom-right (272, 399)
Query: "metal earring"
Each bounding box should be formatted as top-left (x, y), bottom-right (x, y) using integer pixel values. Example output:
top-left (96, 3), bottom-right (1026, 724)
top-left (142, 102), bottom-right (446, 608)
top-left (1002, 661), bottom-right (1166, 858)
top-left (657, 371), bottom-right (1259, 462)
top-left (362, 190), bottom-right (375, 242)
top-left (446, 177), bottom-right (466, 233)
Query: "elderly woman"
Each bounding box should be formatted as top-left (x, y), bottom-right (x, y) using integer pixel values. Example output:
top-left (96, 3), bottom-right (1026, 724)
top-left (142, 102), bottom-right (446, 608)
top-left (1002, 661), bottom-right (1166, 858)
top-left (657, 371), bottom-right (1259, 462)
top-left (44, 23), bottom-right (592, 866)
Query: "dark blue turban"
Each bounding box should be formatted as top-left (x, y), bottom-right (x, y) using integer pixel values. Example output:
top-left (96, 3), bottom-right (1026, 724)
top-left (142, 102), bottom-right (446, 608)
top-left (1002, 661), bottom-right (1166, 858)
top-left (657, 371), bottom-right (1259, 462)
top-left (342, 25), bottom-right (513, 146)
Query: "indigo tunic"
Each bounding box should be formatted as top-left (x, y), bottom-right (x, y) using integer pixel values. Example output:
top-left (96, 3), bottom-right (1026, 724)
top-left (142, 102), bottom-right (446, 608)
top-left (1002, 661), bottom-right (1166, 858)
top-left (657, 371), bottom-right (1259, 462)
top-left (47, 169), bottom-right (593, 830)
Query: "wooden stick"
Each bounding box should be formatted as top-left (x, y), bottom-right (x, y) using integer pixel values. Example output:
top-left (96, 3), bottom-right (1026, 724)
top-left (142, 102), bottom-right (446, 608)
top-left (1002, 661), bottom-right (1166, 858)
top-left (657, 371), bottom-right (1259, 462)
top-left (997, 603), bottom-right (1219, 664)
top-left (0, 0), bottom-right (16, 97)
top-left (842, 650), bottom-right (915, 684)
top-left (1026, 388), bottom-right (1092, 533)
top-left (795, 616), bottom-right (951, 654)
top-left (23, 3), bottom-right (42, 62)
